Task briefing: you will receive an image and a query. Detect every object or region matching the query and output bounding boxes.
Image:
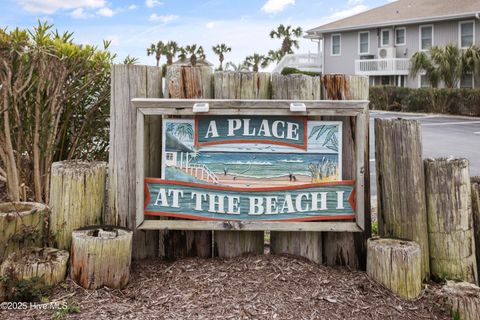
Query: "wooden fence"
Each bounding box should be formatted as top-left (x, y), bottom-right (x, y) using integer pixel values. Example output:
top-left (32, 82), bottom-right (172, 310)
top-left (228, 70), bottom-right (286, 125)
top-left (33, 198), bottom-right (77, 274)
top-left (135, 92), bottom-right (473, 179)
top-left (108, 65), bottom-right (371, 268)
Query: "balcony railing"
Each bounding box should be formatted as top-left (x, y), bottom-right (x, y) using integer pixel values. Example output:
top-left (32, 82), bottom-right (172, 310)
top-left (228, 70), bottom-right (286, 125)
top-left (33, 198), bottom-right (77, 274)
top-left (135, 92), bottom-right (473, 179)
top-left (355, 58), bottom-right (410, 76)
top-left (272, 53), bottom-right (322, 74)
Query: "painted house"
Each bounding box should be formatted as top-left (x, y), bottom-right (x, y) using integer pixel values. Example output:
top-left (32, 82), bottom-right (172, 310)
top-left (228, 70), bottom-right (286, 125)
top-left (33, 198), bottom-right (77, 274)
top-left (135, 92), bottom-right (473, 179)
top-left (275, 0), bottom-right (480, 88)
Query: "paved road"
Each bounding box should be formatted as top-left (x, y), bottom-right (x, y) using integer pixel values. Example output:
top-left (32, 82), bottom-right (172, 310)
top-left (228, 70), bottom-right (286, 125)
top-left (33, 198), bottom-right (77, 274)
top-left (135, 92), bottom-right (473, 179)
top-left (369, 111), bottom-right (480, 196)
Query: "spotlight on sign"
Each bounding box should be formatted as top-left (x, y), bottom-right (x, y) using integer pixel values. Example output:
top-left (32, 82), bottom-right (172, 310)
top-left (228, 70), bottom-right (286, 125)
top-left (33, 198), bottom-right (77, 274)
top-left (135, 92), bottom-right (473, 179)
top-left (289, 102), bottom-right (306, 112)
top-left (193, 103), bottom-right (209, 113)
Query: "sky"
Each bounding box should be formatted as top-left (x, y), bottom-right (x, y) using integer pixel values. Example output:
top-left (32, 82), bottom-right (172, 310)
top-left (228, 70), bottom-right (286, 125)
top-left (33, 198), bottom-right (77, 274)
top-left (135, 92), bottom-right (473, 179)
top-left (1, 0), bottom-right (393, 69)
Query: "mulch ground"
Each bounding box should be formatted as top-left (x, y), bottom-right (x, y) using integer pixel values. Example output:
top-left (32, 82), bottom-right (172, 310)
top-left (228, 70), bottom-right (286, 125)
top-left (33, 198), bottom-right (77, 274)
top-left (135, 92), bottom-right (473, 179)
top-left (1, 254), bottom-right (450, 320)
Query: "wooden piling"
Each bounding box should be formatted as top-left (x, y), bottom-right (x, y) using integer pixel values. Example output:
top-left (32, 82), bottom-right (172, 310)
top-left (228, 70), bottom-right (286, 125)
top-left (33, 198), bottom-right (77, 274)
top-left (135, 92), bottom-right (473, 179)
top-left (425, 158), bottom-right (477, 284)
top-left (374, 118), bottom-right (430, 280)
top-left (472, 177), bottom-right (480, 280)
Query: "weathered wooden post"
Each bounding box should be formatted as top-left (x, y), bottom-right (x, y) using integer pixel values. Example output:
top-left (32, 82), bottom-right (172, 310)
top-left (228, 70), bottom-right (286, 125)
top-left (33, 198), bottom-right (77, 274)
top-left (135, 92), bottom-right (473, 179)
top-left (214, 71), bottom-right (270, 99)
top-left (442, 281), bottom-right (480, 320)
top-left (374, 119), bottom-right (430, 280)
top-left (163, 65), bottom-right (213, 259)
top-left (213, 71), bottom-right (271, 258)
top-left (0, 247), bottom-right (69, 301)
top-left (472, 177), bottom-right (480, 279)
top-left (70, 227), bottom-right (132, 289)
top-left (367, 238), bottom-right (422, 299)
top-left (321, 74), bottom-right (371, 270)
top-left (0, 202), bottom-right (47, 263)
top-left (425, 158), bottom-right (477, 284)
top-left (108, 65), bottom-right (163, 260)
top-left (49, 161), bottom-right (106, 250)
top-left (269, 73), bottom-right (323, 264)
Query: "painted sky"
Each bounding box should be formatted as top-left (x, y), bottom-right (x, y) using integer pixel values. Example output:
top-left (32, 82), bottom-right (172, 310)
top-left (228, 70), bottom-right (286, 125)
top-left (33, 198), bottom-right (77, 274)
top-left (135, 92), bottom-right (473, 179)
top-left (2, 0), bottom-right (393, 69)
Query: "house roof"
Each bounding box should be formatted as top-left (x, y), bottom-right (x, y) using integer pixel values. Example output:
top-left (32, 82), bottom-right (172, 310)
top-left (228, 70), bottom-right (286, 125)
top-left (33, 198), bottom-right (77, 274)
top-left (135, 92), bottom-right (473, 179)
top-left (306, 0), bottom-right (480, 36)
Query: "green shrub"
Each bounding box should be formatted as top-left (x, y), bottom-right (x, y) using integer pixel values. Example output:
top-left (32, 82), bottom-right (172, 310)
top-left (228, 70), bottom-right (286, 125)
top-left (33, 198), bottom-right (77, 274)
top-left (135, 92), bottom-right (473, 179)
top-left (280, 67), bottom-right (321, 77)
top-left (369, 86), bottom-right (480, 116)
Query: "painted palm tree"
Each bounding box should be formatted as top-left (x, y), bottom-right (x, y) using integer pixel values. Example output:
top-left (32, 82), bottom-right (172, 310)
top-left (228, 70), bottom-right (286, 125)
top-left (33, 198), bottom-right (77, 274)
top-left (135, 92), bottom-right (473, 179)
top-left (162, 41), bottom-right (180, 65)
top-left (410, 44), bottom-right (480, 88)
top-left (212, 43), bottom-right (231, 71)
top-left (244, 54), bottom-right (271, 72)
top-left (179, 44), bottom-right (206, 67)
top-left (269, 24), bottom-right (303, 59)
top-left (147, 41), bottom-right (165, 67)
top-left (309, 125), bottom-right (339, 152)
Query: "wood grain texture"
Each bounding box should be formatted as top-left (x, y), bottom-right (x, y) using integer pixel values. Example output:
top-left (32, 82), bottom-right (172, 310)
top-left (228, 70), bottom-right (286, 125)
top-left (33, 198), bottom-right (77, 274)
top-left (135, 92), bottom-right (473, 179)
top-left (163, 65), bottom-right (213, 260)
top-left (213, 71), bottom-right (270, 258)
top-left (0, 202), bottom-right (47, 263)
top-left (49, 160), bottom-right (106, 250)
top-left (472, 177), bottom-right (480, 281)
top-left (425, 158), bottom-right (478, 284)
top-left (271, 74), bottom-right (321, 100)
top-left (269, 74), bottom-right (324, 264)
top-left (70, 227), bottom-right (132, 289)
top-left (108, 65), bottom-right (163, 260)
top-left (0, 247), bottom-right (68, 293)
top-left (322, 74), bottom-right (370, 271)
top-left (442, 280), bottom-right (480, 320)
top-left (367, 238), bottom-right (422, 300)
top-left (214, 71), bottom-right (271, 99)
top-left (374, 119), bottom-right (430, 280)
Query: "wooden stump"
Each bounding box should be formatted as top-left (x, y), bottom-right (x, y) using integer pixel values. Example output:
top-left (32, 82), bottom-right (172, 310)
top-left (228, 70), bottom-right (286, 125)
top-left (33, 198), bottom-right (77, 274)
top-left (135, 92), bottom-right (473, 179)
top-left (0, 247), bottom-right (68, 301)
top-left (322, 74), bottom-right (371, 270)
top-left (0, 202), bottom-right (47, 263)
top-left (214, 71), bottom-right (271, 99)
top-left (472, 177), bottom-right (480, 280)
top-left (70, 227), bottom-right (133, 289)
top-left (163, 65), bottom-right (213, 260)
top-left (367, 238), bottom-right (422, 299)
top-left (165, 65), bottom-right (212, 99)
top-left (442, 280), bottom-right (480, 320)
top-left (271, 74), bottom-right (321, 100)
top-left (374, 119), bottom-right (430, 280)
top-left (214, 231), bottom-right (264, 259)
top-left (425, 158), bottom-right (478, 284)
top-left (49, 161), bottom-right (106, 250)
top-left (271, 232), bottom-right (322, 264)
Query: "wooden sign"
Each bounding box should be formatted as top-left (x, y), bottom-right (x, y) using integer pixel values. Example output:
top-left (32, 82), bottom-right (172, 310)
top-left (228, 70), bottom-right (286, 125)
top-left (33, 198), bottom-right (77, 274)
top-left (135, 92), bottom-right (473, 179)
top-left (134, 99), bottom-right (368, 232)
top-left (143, 116), bottom-right (350, 221)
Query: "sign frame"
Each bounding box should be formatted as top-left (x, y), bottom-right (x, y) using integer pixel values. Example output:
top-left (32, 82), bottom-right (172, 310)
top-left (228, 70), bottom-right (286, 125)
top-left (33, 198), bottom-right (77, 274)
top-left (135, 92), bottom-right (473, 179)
top-left (133, 99), bottom-right (368, 232)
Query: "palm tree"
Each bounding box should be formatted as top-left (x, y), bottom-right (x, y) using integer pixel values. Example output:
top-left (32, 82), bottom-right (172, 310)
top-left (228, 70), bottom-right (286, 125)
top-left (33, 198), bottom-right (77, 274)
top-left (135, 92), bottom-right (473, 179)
top-left (268, 49), bottom-right (284, 63)
top-left (179, 44), bottom-right (206, 67)
top-left (269, 24), bottom-right (303, 59)
top-left (212, 43), bottom-right (231, 71)
top-left (410, 44), bottom-right (480, 88)
top-left (123, 55), bottom-right (139, 65)
top-left (162, 41), bottom-right (180, 65)
top-left (244, 54), bottom-right (271, 72)
top-left (225, 61), bottom-right (249, 72)
top-left (147, 41), bottom-right (165, 67)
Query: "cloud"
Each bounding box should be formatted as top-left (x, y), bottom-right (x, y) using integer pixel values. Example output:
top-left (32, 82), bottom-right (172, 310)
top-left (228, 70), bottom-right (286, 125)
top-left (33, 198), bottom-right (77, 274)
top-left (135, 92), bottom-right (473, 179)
top-left (346, 0), bottom-right (364, 5)
top-left (149, 14), bottom-right (179, 24)
top-left (97, 7), bottom-right (115, 17)
top-left (206, 21), bottom-right (219, 29)
top-left (145, 0), bottom-right (163, 8)
top-left (324, 4), bottom-right (368, 22)
top-left (71, 8), bottom-right (87, 18)
top-left (18, 0), bottom-right (105, 14)
top-left (261, 0), bottom-right (295, 14)
top-left (128, 4), bottom-right (137, 10)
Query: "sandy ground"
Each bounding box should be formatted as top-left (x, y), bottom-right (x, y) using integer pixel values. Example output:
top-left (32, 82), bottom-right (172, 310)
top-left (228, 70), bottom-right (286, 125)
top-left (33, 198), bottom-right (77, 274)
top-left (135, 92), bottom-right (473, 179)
top-left (0, 254), bottom-right (450, 320)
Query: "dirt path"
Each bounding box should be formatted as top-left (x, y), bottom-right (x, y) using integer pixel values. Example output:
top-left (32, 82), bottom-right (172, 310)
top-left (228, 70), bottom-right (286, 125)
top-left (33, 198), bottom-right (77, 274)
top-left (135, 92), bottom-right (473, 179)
top-left (0, 254), bottom-right (450, 319)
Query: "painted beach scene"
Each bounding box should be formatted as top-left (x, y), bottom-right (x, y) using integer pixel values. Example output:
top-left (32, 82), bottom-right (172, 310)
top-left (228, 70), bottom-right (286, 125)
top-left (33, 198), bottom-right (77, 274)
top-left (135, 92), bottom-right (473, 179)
top-left (162, 118), bottom-right (342, 188)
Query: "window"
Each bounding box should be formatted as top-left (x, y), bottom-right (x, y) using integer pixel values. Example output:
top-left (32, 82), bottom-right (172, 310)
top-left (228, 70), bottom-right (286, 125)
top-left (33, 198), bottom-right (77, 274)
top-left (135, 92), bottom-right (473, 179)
top-left (166, 153), bottom-right (174, 161)
top-left (460, 73), bottom-right (474, 88)
top-left (459, 21), bottom-right (475, 48)
top-left (331, 34), bottom-right (341, 56)
top-left (419, 74), bottom-right (431, 88)
top-left (358, 31), bottom-right (369, 54)
top-left (420, 25), bottom-right (433, 51)
top-left (381, 29), bottom-right (390, 46)
top-left (395, 27), bottom-right (406, 46)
